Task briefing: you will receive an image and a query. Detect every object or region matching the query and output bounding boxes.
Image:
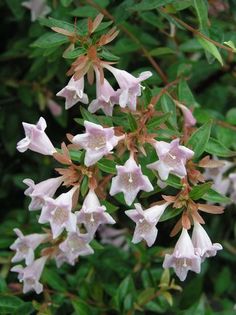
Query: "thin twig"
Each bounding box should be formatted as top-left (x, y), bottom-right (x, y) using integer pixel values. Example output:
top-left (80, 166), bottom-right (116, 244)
top-left (162, 9), bottom-right (234, 53)
top-left (85, 0), bottom-right (169, 84)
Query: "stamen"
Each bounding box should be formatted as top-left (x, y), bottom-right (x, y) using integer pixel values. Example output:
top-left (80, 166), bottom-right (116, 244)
top-left (183, 258), bottom-right (187, 267)
top-left (168, 153), bottom-right (176, 160)
top-left (90, 213), bottom-right (95, 222)
top-left (128, 174), bottom-right (133, 183)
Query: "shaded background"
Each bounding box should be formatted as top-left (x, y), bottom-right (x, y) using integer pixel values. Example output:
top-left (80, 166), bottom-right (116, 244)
top-left (0, 0), bottom-right (236, 314)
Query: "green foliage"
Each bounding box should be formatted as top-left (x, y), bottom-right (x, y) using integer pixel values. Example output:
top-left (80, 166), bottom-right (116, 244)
top-left (1, 0), bottom-right (236, 314)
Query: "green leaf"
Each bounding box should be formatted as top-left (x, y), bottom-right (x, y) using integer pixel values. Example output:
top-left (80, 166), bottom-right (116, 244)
top-left (172, 0), bottom-right (192, 11)
top-left (180, 277), bottom-right (203, 309)
top-left (160, 94), bottom-right (177, 128)
top-left (99, 49), bottom-right (120, 61)
top-left (137, 288), bottom-right (155, 306)
top-left (0, 295), bottom-right (24, 314)
top-left (160, 269), bottom-right (170, 286)
top-left (60, 0), bottom-right (73, 7)
top-left (90, 239), bottom-right (104, 250)
top-left (131, 0), bottom-right (176, 11)
top-left (70, 6), bottom-right (98, 17)
top-left (39, 17), bottom-right (76, 33)
top-left (72, 299), bottom-right (91, 315)
top-left (149, 47), bottom-right (175, 56)
top-left (223, 40), bottom-right (236, 52)
top-left (197, 36), bottom-right (223, 66)
top-left (165, 174), bottom-right (182, 189)
top-left (189, 182), bottom-right (212, 200)
top-left (81, 176), bottom-right (89, 197)
top-left (31, 33), bottom-right (69, 49)
top-left (127, 113), bottom-right (137, 131)
top-left (193, 0), bottom-right (209, 33)
top-left (115, 275), bottom-right (135, 310)
top-left (0, 278), bottom-right (7, 293)
top-left (226, 108), bottom-right (236, 125)
top-left (187, 120), bottom-right (212, 159)
top-left (159, 206), bottom-right (183, 222)
top-left (13, 303), bottom-right (34, 315)
top-left (147, 113), bottom-right (171, 129)
top-left (101, 200), bottom-right (119, 213)
top-left (205, 138), bottom-right (236, 157)
top-left (178, 79), bottom-right (197, 107)
top-left (80, 106), bottom-right (99, 124)
top-left (215, 267), bottom-right (231, 295)
top-left (42, 268), bottom-right (67, 292)
top-left (202, 189), bottom-right (231, 204)
top-left (63, 47), bottom-right (86, 59)
top-left (5, 0), bottom-right (24, 20)
top-left (69, 150), bottom-right (83, 162)
top-left (95, 21), bottom-right (113, 32)
top-left (97, 159), bottom-right (116, 174)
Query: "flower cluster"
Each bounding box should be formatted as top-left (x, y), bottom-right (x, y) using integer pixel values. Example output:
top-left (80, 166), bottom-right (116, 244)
top-left (11, 13), bottom-right (226, 294)
top-left (163, 223), bottom-right (222, 281)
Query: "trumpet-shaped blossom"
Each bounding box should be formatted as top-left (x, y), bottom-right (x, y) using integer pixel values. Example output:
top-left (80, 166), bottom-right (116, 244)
top-left (47, 99), bottom-right (62, 117)
top-left (10, 229), bottom-right (48, 266)
top-left (59, 229), bottom-right (94, 264)
top-left (11, 256), bottom-right (47, 294)
top-left (22, 0), bottom-right (51, 22)
top-left (98, 226), bottom-right (128, 250)
top-left (110, 155), bottom-right (153, 206)
top-left (192, 221), bottom-right (222, 260)
top-left (178, 104), bottom-right (196, 127)
top-left (204, 158), bottom-right (232, 196)
top-left (76, 189), bottom-right (115, 237)
top-left (54, 248), bottom-right (76, 268)
top-left (229, 173), bottom-right (236, 203)
top-left (17, 117), bottom-right (56, 155)
top-left (72, 121), bottom-right (123, 166)
top-left (39, 187), bottom-right (77, 239)
top-left (163, 228), bottom-right (201, 281)
top-left (125, 202), bottom-right (169, 246)
top-left (56, 76), bottom-right (88, 110)
top-left (88, 67), bottom-right (121, 116)
top-left (148, 139), bottom-right (194, 181)
top-left (104, 64), bottom-right (152, 111)
top-left (23, 176), bottom-right (63, 211)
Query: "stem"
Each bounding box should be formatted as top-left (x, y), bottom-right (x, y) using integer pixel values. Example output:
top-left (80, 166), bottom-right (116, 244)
top-left (162, 9), bottom-right (234, 53)
top-left (86, 0), bottom-right (169, 84)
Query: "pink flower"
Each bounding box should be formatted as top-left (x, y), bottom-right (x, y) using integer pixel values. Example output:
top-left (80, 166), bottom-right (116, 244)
top-left (47, 99), bottom-right (62, 117)
top-left (104, 64), bottom-right (152, 111)
top-left (54, 248), bottom-right (76, 268)
top-left (11, 256), bottom-right (47, 294)
top-left (163, 228), bottom-right (201, 281)
top-left (56, 76), bottom-right (88, 110)
top-left (59, 229), bottom-right (94, 264)
top-left (110, 154), bottom-right (153, 206)
top-left (125, 202), bottom-right (169, 246)
top-left (229, 173), bottom-right (236, 203)
top-left (76, 189), bottom-right (115, 237)
top-left (147, 139), bottom-right (194, 181)
top-left (10, 229), bottom-right (48, 265)
top-left (192, 221), bottom-right (222, 260)
top-left (39, 187), bottom-right (77, 239)
top-left (72, 121), bottom-right (123, 166)
top-left (88, 67), bottom-right (121, 116)
top-left (178, 103), bottom-right (196, 127)
top-left (22, 0), bottom-right (51, 22)
top-left (98, 226), bottom-right (128, 250)
top-left (23, 176), bottom-right (63, 211)
top-left (17, 117), bottom-right (56, 155)
top-left (204, 158), bottom-right (232, 196)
